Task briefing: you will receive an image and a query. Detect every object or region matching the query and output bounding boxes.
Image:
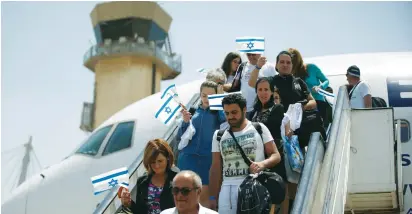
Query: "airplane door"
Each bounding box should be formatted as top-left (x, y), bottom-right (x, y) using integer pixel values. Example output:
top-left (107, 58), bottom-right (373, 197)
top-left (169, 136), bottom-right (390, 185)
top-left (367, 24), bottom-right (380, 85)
top-left (387, 76), bottom-right (412, 214)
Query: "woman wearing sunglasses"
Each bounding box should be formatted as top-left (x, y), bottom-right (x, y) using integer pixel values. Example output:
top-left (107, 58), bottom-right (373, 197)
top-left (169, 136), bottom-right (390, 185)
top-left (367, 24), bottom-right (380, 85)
top-left (118, 139), bottom-right (179, 214)
top-left (220, 52), bottom-right (242, 84)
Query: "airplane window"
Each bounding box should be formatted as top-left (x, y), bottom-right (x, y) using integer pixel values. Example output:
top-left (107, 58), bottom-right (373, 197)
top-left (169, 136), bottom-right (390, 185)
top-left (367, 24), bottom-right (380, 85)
top-left (102, 121), bottom-right (135, 155)
top-left (400, 120), bottom-right (411, 143)
top-left (75, 125), bottom-right (113, 156)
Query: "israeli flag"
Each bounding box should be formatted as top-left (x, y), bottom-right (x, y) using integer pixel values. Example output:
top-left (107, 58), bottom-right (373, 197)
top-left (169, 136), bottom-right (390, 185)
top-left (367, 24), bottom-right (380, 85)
top-left (156, 84), bottom-right (182, 125)
top-left (91, 167), bottom-right (129, 195)
top-left (236, 37), bottom-right (265, 54)
top-left (317, 88), bottom-right (335, 106)
top-left (208, 92), bottom-right (242, 110)
top-left (318, 88), bottom-right (335, 98)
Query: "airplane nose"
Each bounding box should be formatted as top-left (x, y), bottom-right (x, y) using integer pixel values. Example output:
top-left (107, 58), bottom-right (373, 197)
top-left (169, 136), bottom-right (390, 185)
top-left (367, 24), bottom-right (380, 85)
top-left (1, 155), bottom-right (101, 214)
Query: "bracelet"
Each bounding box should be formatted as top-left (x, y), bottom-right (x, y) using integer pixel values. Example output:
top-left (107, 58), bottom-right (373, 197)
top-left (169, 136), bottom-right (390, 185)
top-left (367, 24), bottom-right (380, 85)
top-left (255, 65), bottom-right (261, 70)
top-left (209, 196), bottom-right (217, 200)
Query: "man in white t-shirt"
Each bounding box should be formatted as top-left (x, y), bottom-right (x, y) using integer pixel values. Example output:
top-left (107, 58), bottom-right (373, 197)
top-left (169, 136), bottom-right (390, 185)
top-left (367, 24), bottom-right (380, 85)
top-left (208, 93), bottom-right (281, 214)
top-left (346, 65), bottom-right (372, 108)
top-left (224, 53), bottom-right (277, 118)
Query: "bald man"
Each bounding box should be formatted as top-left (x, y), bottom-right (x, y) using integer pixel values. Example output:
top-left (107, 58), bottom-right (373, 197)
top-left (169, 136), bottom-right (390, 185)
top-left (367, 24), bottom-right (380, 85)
top-left (161, 170), bottom-right (218, 214)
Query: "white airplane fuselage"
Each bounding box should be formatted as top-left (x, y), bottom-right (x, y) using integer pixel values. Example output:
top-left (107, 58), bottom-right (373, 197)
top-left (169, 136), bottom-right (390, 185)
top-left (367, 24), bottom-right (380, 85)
top-left (2, 52), bottom-right (412, 214)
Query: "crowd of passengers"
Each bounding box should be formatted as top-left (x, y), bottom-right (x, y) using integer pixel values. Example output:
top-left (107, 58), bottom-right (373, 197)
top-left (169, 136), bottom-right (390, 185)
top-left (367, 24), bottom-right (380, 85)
top-left (117, 48), bottom-right (373, 214)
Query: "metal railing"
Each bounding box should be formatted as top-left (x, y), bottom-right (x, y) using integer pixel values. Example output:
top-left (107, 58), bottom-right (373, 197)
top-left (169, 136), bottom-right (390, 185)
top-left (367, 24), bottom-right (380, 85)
top-left (83, 41), bottom-right (182, 74)
top-left (292, 85), bottom-right (352, 213)
top-left (292, 132), bottom-right (326, 214)
top-left (93, 93), bottom-right (200, 214)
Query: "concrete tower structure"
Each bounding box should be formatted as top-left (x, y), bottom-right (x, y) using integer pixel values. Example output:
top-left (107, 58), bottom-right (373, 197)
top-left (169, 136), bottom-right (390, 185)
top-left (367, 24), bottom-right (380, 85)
top-left (81, 1), bottom-right (181, 131)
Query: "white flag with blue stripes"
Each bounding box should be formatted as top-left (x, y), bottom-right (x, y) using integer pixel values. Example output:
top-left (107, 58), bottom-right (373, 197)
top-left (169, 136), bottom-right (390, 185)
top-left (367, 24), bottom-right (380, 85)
top-left (91, 167), bottom-right (129, 195)
top-left (208, 92), bottom-right (242, 110)
top-left (317, 88), bottom-right (335, 98)
top-left (236, 37), bottom-right (265, 54)
top-left (317, 88), bottom-right (335, 105)
top-left (156, 84), bottom-right (182, 125)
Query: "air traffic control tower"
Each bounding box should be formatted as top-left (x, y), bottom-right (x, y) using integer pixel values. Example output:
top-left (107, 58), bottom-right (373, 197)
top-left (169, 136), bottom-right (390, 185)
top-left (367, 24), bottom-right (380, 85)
top-left (81, 1), bottom-right (181, 131)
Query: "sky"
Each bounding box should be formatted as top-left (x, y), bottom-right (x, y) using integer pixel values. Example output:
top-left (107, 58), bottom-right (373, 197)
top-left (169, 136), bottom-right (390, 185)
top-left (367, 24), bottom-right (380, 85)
top-left (1, 1), bottom-right (412, 196)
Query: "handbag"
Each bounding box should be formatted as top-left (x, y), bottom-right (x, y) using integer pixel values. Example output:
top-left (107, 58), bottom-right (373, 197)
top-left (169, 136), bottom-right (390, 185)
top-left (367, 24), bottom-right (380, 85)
top-left (227, 130), bottom-right (286, 204)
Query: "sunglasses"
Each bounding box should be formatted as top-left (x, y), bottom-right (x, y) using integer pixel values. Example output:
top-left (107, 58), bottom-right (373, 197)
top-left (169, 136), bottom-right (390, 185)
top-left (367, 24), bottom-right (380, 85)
top-left (172, 187), bottom-right (198, 196)
top-left (247, 53), bottom-right (257, 57)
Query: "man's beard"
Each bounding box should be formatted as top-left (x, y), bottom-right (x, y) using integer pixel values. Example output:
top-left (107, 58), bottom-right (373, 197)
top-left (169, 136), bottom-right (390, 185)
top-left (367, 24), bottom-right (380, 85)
top-left (228, 113), bottom-right (245, 129)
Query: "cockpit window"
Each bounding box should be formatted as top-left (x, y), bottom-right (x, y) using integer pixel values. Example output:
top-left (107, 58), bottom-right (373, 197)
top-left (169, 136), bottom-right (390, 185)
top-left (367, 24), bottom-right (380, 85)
top-left (75, 125), bottom-right (113, 156)
top-left (102, 121), bottom-right (135, 156)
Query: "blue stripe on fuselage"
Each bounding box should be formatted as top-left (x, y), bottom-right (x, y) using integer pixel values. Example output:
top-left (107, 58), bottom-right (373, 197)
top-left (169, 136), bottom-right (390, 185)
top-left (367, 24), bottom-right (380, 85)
top-left (387, 76), bottom-right (412, 107)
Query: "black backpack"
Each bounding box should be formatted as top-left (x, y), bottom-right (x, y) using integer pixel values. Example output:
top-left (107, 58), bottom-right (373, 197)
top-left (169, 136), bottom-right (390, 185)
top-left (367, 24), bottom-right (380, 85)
top-left (216, 122), bottom-right (286, 205)
top-left (372, 97), bottom-right (387, 108)
top-left (237, 174), bottom-right (272, 214)
top-left (228, 62), bottom-right (248, 93)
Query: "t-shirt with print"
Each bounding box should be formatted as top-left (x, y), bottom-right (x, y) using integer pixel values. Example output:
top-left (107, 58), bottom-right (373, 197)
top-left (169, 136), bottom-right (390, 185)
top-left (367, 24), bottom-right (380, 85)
top-left (240, 62), bottom-right (277, 112)
top-left (349, 81), bottom-right (371, 108)
top-left (147, 183), bottom-right (163, 214)
top-left (211, 121), bottom-right (273, 185)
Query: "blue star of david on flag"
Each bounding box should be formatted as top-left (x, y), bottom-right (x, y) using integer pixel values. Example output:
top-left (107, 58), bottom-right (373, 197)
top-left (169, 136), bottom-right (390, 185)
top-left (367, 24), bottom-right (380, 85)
top-left (156, 84), bottom-right (182, 125)
top-left (236, 37), bottom-right (265, 54)
top-left (91, 167), bottom-right (129, 196)
top-left (108, 179), bottom-right (118, 187)
top-left (247, 41), bottom-right (254, 49)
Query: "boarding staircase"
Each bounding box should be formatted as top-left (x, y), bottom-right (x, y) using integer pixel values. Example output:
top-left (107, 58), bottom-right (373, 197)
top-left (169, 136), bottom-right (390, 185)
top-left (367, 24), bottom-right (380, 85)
top-left (93, 86), bottom-right (403, 214)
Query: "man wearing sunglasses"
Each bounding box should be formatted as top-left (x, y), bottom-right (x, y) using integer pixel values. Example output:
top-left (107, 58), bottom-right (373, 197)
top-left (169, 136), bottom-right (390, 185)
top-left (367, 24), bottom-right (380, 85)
top-left (161, 170), bottom-right (218, 214)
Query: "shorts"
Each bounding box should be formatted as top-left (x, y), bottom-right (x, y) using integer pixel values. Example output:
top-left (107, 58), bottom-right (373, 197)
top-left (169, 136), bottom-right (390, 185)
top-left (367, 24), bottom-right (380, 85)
top-left (177, 153), bottom-right (212, 185)
top-left (218, 183), bottom-right (240, 214)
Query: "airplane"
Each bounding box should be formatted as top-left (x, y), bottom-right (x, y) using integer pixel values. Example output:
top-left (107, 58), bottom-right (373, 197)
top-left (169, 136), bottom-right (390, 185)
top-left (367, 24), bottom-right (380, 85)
top-left (2, 51), bottom-right (412, 214)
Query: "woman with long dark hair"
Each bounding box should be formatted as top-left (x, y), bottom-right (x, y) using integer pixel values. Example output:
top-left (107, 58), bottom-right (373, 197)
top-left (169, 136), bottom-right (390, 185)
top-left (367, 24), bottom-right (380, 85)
top-left (250, 77), bottom-right (287, 213)
top-left (221, 52), bottom-right (242, 84)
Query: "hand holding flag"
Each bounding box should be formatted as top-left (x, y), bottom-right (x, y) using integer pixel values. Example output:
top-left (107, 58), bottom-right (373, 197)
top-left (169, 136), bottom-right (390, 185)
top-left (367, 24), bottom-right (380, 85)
top-left (156, 84), bottom-right (186, 125)
top-left (91, 167), bottom-right (129, 195)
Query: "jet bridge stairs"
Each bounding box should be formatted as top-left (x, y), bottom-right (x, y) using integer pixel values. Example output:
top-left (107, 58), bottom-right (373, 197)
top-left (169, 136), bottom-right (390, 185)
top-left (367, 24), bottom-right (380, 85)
top-left (93, 86), bottom-right (403, 214)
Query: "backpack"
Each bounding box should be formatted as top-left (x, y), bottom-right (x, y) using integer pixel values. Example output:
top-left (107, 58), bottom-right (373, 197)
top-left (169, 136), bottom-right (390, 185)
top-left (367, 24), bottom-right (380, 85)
top-left (348, 82), bottom-right (387, 108)
top-left (216, 122), bottom-right (286, 205)
top-left (372, 97), bottom-right (387, 108)
top-left (228, 62), bottom-right (248, 93)
top-left (237, 174), bottom-right (272, 214)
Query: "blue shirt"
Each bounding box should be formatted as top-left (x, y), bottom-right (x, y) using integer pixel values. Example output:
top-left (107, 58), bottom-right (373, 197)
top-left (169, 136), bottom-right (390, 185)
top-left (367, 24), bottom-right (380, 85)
top-left (177, 106), bottom-right (226, 156)
top-left (304, 63), bottom-right (329, 101)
